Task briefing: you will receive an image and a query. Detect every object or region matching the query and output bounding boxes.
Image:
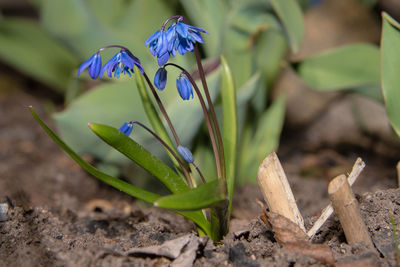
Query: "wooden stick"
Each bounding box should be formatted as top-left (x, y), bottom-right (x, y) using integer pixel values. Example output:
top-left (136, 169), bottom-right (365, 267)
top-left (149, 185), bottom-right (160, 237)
top-left (307, 158), bottom-right (365, 238)
top-left (257, 152), bottom-right (306, 232)
top-left (397, 161), bottom-right (400, 188)
top-left (328, 174), bottom-right (373, 247)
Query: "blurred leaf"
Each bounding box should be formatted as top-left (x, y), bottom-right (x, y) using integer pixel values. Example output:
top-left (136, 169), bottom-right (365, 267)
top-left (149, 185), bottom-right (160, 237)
top-left (0, 18), bottom-right (78, 91)
top-left (180, 0), bottom-right (227, 56)
top-left (298, 43), bottom-right (382, 102)
top-left (30, 107), bottom-right (160, 203)
top-left (270, 0), bottom-right (304, 53)
top-left (381, 13), bottom-right (400, 137)
top-left (220, 56), bottom-right (237, 214)
top-left (54, 81), bottom-right (151, 161)
top-left (154, 179), bottom-right (227, 210)
top-left (89, 123), bottom-right (189, 193)
top-left (238, 95), bottom-right (285, 183)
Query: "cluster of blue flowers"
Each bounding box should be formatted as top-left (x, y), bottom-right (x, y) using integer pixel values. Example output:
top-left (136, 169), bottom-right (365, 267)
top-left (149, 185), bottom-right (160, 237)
top-left (78, 50), bottom-right (144, 79)
top-left (145, 21), bottom-right (207, 66)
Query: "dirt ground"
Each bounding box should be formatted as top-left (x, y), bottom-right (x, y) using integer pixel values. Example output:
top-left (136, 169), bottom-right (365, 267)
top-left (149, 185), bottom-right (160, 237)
top-left (1, 87), bottom-right (399, 266)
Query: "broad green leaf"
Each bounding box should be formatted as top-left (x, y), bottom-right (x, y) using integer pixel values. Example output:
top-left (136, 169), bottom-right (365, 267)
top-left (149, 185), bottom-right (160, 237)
top-left (154, 179), bottom-right (227, 210)
top-left (298, 44), bottom-right (382, 102)
top-left (31, 107), bottom-right (210, 234)
top-left (269, 0), bottom-right (304, 53)
top-left (220, 56), bottom-right (237, 215)
top-left (30, 107), bottom-right (159, 203)
top-left (54, 81), bottom-right (151, 162)
top-left (89, 123), bottom-right (189, 193)
top-left (381, 13), bottom-right (400, 137)
top-left (0, 18), bottom-right (78, 91)
top-left (238, 96), bottom-right (285, 183)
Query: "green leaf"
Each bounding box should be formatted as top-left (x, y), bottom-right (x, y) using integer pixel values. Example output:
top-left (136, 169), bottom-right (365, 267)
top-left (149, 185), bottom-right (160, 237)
top-left (297, 43), bottom-right (382, 102)
top-left (30, 107), bottom-right (160, 203)
top-left (154, 179), bottom-right (227, 210)
top-left (381, 12), bottom-right (400, 137)
top-left (238, 96), bottom-right (285, 183)
top-left (0, 18), bottom-right (78, 91)
top-left (54, 81), bottom-right (150, 162)
top-left (89, 123), bottom-right (189, 193)
top-left (269, 0), bottom-right (304, 53)
top-left (220, 56), bottom-right (237, 215)
top-left (31, 107), bottom-right (210, 235)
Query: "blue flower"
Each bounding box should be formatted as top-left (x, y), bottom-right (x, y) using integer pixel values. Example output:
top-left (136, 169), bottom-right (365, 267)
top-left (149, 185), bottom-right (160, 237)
top-left (77, 53), bottom-right (102, 79)
top-left (145, 20), bottom-right (207, 65)
top-left (154, 68), bottom-right (167, 90)
top-left (177, 146), bottom-right (194, 163)
top-left (145, 30), bottom-right (170, 66)
top-left (174, 22), bottom-right (207, 55)
top-left (100, 50), bottom-right (144, 78)
top-left (119, 122), bottom-right (133, 136)
top-left (176, 74), bottom-right (193, 100)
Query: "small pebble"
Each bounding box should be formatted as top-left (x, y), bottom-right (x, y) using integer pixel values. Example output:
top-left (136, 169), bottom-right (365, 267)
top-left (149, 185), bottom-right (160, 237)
top-left (0, 203), bottom-right (9, 222)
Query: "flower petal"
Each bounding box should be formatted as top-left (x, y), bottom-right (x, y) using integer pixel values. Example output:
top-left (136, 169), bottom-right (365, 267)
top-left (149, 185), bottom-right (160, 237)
top-left (77, 54), bottom-right (96, 77)
top-left (145, 30), bottom-right (162, 46)
top-left (177, 146), bottom-right (194, 163)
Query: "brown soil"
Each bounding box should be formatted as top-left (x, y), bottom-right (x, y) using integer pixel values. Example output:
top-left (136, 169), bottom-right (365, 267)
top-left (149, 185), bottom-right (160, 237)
top-left (1, 87), bottom-right (400, 266)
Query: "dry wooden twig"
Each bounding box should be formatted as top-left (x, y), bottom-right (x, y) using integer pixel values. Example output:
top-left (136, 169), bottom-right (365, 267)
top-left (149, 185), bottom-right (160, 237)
top-left (328, 174), bottom-right (373, 247)
top-left (257, 152), bottom-right (306, 232)
top-left (307, 158), bottom-right (365, 239)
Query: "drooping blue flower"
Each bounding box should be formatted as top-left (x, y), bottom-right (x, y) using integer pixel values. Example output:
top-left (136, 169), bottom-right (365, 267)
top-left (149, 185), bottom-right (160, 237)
top-left (119, 121), bottom-right (133, 136)
top-left (145, 20), bottom-right (207, 65)
top-left (174, 22), bottom-right (207, 55)
top-left (176, 74), bottom-right (193, 100)
top-left (100, 50), bottom-right (144, 78)
top-left (145, 30), bottom-right (170, 66)
top-left (77, 53), bottom-right (102, 79)
top-left (154, 68), bottom-right (167, 90)
top-left (177, 146), bottom-right (194, 163)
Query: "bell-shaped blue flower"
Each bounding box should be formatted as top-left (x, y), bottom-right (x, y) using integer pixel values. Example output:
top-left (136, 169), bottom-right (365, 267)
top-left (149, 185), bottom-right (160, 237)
top-left (176, 74), bottom-right (193, 100)
top-left (154, 68), bottom-right (167, 91)
top-left (145, 20), bottom-right (207, 65)
top-left (100, 50), bottom-right (144, 78)
top-left (77, 53), bottom-right (102, 79)
top-left (177, 146), bottom-right (194, 163)
top-left (174, 22), bottom-right (207, 55)
top-left (145, 30), bottom-right (170, 66)
top-left (119, 122), bottom-right (133, 136)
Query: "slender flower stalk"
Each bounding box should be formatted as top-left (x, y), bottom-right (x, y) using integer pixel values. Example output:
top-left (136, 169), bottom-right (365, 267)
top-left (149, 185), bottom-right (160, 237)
top-left (125, 120), bottom-right (193, 188)
top-left (142, 72), bottom-right (182, 147)
top-left (193, 46), bottom-right (226, 179)
top-left (164, 63), bottom-right (222, 179)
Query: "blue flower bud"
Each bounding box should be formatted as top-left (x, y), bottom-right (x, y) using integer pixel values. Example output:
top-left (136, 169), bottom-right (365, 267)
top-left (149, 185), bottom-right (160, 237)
top-left (176, 75), bottom-right (193, 100)
top-left (154, 68), bottom-right (167, 90)
top-left (177, 146), bottom-right (194, 163)
top-left (119, 122), bottom-right (133, 136)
